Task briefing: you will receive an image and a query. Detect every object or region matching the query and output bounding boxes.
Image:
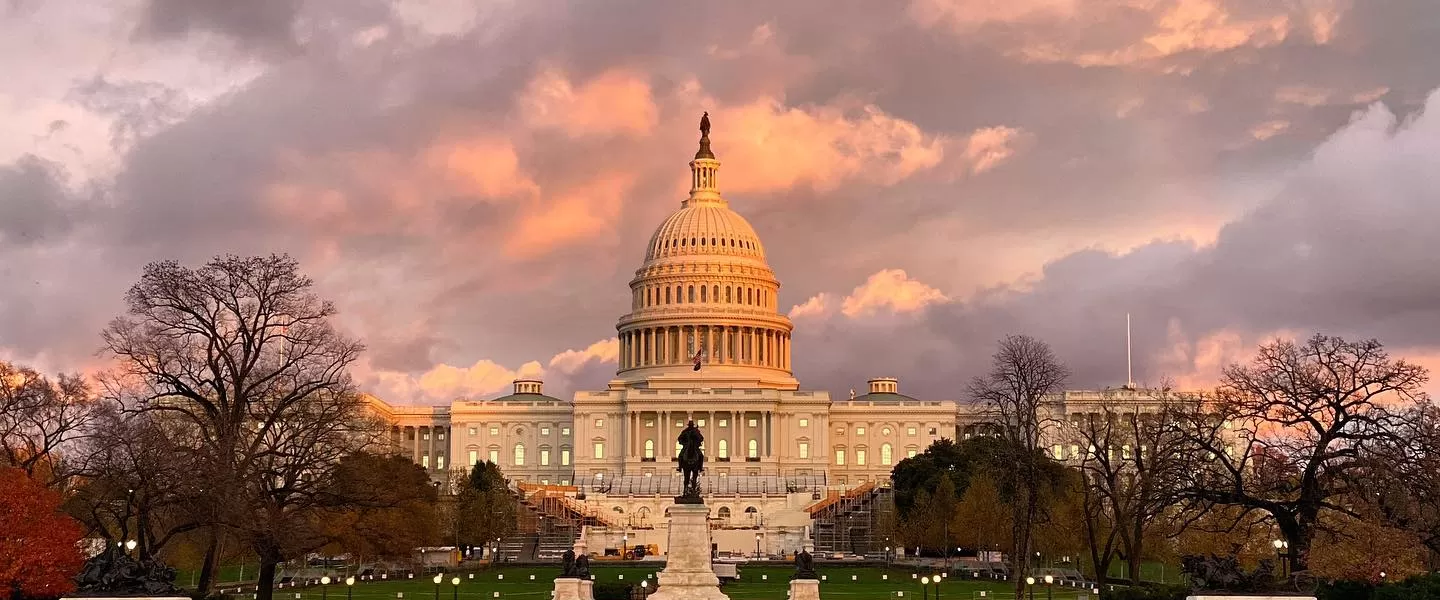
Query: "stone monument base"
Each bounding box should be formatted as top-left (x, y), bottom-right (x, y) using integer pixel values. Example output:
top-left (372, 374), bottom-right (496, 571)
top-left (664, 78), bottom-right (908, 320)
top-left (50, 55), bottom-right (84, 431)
top-left (647, 503), bottom-right (730, 600)
top-left (554, 578), bottom-right (592, 600)
top-left (789, 579), bottom-right (821, 600)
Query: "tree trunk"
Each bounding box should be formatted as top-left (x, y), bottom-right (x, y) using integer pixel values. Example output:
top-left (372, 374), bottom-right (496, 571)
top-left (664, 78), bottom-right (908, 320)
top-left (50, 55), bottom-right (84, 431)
top-left (256, 558), bottom-right (279, 600)
top-left (1127, 516), bottom-right (1144, 584)
top-left (196, 530), bottom-right (220, 596)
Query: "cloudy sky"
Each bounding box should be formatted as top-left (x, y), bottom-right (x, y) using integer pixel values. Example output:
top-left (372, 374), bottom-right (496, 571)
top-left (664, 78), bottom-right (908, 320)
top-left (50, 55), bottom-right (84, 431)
top-left (3, 0), bottom-right (1439, 404)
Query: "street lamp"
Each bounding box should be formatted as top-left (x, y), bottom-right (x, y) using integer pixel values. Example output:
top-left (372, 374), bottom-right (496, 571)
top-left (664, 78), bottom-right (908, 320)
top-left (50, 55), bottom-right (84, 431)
top-left (623, 534), bottom-right (629, 560)
top-left (755, 533), bottom-right (762, 559)
top-left (433, 574), bottom-right (443, 600)
top-left (1026, 577), bottom-right (1036, 600)
top-left (1271, 540), bottom-right (1290, 577)
top-left (345, 577), bottom-right (355, 600)
top-left (921, 576), bottom-right (931, 600)
top-left (451, 577), bottom-right (460, 600)
top-left (1044, 575), bottom-right (1054, 600)
top-left (320, 576), bottom-right (331, 600)
top-left (640, 580), bottom-right (649, 596)
top-left (932, 574), bottom-right (942, 600)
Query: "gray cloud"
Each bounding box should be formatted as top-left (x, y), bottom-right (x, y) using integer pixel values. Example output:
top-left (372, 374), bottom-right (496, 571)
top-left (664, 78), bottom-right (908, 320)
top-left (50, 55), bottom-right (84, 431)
top-left (4, 0), bottom-right (1440, 403)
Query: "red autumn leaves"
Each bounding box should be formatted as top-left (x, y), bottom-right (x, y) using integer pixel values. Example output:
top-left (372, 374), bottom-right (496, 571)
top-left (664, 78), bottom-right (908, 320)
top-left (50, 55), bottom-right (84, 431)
top-left (0, 467), bottom-right (85, 600)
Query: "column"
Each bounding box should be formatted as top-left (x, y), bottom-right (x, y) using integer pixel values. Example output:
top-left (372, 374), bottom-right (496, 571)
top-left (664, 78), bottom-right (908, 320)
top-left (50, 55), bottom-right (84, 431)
top-left (410, 426), bottom-right (419, 463)
top-left (765, 412), bottom-right (772, 457)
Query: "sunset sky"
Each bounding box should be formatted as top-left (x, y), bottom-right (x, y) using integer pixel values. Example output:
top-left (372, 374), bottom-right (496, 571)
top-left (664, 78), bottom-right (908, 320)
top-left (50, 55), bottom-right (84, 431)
top-left (3, 0), bottom-right (1439, 404)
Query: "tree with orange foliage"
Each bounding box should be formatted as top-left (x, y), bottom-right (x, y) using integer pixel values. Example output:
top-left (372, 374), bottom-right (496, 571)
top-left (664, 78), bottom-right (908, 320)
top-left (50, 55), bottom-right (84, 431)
top-left (0, 467), bottom-right (85, 600)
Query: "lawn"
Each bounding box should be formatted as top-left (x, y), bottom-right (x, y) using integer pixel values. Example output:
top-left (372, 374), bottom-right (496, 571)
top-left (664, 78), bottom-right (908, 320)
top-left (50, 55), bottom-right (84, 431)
top-left (220, 565), bottom-right (1097, 600)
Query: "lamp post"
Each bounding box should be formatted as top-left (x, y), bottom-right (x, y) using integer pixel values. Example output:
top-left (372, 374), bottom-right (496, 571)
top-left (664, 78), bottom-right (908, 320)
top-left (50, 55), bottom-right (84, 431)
top-left (932, 573), bottom-right (942, 600)
top-left (451, 577), bottom-right (460, 600)
top-left (921, 576), bottom-right (930, 600)
top-left (345, 577), bottom-right (355, 600)
top-left (125, 539), bottom-right (137, 558)
top-left (623, 534), bottom-right (629, 560)
top-left (1044, 574), bottom-right (1054, 600)
top-left (641, 580), bottom-right (649, 597)
top-left (755, 533), bottom-right (762, 559)
top-left (433, 574), bottom-right (443, 600)
top-left (1026, 577), bottom-right (1036, 600)
top-left (321, 576), bottom-right (331, 600)
top-left (1272, 540), bottom-right (1289, 578)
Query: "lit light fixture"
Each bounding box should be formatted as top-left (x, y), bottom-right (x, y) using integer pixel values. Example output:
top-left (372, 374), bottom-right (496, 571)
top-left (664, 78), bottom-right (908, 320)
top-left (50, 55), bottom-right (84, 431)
top-left (922, 577), bottom-right (931, 585)
top-left (1045, 575), bottom-right (1054, 585)
top-left (452, 578), bottom-right (460, 586)
top-left (125, 540), bottom-right (137, 551)
top-left (1026, 577), bottom-right (1036, 585)
top-left (346, 578), bottom-right (355, 586)
top-left (433, 575), bottom-right (443, 584)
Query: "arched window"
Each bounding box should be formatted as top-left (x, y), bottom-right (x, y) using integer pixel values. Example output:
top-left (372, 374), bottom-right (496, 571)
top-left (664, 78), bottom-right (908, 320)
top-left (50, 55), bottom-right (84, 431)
top-left (700, 285), bottom-right (707, 302)
top-left (644, 439), bottom-right (655, 459)
top-left (675, 285), bottom-right (682, 303)
top-left (744, 506), bottom-right (758, 514)
top-left (718, 439), bottom-right (729, 458)
top-left (665, 287), bottom-right (672, 304)
top-left (718, 507), bottom-right (731, 518)
top-left (540, 445), bottom-right (551, 466)
top-left (513, 443), bottom-right (525, 466)
top-left (747, 288), bottom-right (753, 305)
top-left (835, 446), bottom-right (846, 466)
top-left (881, 443), bottom-right (893, 465)
top-left (688, 286), bottom-right (695, 303)
top-left (856, 446), bottom-right (868, 466)
top-left (612, 506), bottom-right (624, 514)
top-left (726, 286), bottom-right (732, 303)
top-left (712, 285), bottom-right (719, 302)
top-left (748, 439), bottom-right (758, 459)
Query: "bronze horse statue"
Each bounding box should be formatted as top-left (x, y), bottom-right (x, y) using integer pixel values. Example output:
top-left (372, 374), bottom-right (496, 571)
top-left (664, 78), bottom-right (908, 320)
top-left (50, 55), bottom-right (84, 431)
top-left (676, 420), bottom-right (705, 502)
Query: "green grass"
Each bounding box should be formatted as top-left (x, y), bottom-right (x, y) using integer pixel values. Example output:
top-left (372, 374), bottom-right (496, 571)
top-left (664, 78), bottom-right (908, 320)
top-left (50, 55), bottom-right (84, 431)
top-left (1101, 562), bottom-right (1182, 585)
top-left (217, 565), bottom-right (1097, 600)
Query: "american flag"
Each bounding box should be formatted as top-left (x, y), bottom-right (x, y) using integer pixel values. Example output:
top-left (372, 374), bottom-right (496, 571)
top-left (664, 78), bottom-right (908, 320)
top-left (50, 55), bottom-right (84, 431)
top-left (692, 347), bottom-right (705, 371)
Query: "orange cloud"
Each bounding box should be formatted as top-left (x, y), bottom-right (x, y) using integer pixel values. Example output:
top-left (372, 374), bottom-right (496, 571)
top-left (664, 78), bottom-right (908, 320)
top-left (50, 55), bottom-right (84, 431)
top-left (518, 67), bottom-right (658, 136)
top-left (503, 172), bottom-right (637, 259)
top-left (1151, 321), bottom-right (1308, 390)
top-left (1250, 120), bottom-right (1290, 140)
top-left (790, 269), bottom-right (950, 319)
top-left (360, 336), bottom-right (620, 404)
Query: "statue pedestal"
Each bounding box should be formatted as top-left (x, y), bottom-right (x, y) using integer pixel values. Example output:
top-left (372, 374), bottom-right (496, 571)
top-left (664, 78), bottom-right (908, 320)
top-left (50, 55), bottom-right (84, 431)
top-left (648, 503), bottom-right (729, 600)
top-left (789, 579), bottom-right (821, 600)
top-left (554, 578), bottom-right (589, 600)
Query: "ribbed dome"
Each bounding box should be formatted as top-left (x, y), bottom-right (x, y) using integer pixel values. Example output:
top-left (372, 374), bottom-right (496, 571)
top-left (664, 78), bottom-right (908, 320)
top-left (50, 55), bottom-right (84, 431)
top-left (644, 203), bottom-right (766, 262)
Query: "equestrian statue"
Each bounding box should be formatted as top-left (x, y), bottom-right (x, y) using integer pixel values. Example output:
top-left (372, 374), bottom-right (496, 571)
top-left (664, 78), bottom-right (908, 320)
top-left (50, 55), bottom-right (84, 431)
top-left (676, 420), bottom-right (705, 503)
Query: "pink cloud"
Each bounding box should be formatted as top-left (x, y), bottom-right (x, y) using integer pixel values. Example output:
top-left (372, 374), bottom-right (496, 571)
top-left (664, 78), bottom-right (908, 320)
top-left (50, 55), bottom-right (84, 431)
top-left (518, 67), bottom-right (659, 136)
top-left (358, 336), bottom-right (620, 404)
top-left (790, 269), bottom-right (950, 319)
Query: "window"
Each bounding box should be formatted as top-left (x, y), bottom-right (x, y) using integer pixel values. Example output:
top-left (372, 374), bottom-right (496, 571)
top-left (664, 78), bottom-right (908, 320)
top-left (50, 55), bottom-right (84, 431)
top-left (675, 420), bottom-right (683, 427)
top-left (541, 427), bottom-right (550, 436)
top-left (748, 418), bottom-right (757, 427)
top-left (490, 426), bottom-right (499, 436)
top-left (562, 427), bottom-right (571, 436)
top-left (437, 431), bottom-right (446, 441)
top-left (645, 419), bottom-right (655, 427)
top-left (718, 439), bottom-right (729, 458)
top-left (856, 448), bottom-right (867, 466)
top-left (719, 419), bottom-right (728, 427)
top-left (836, 427), bottom-right (845, 435)
top-left (513, 444), bottom-right (526, 466)
top-left (468, 450), bottom-right (478, 466)
top-left (834, 449), bottom-right (846, 466)
top-left (906, 446), bottom-right (919, 459)
top-left (644, 440), bottom-right (655, 459)
top-left (468, 427), bottom-right (477, 436)
top-left (799, 442), bottom-right (810, 459)
top-left (422, 431), bottom-right (430, 441)
top-left (594, 442), bottom-right (605, 459)
top-left (747, 439), bottom-right (758, 459)
top-left (562, 448), bottom-right (571, 466)
top-left (799, 418), bottom-right (809, 428)
top-left (697, 419), bottom-right (706, 427)
top-left (541, 448), bottom-right (551, 466)
top-left (881, 443), bottom-right (893, 465)
top-left (595, 419), bottom-right (604, 428)
top-left (856, 427), bottom-right (866, 436)
top-left (688, 286), bottom-right (695, 302)
top-left (436, 455), bottom-right (445, 469)
top-left (1054, 445), bottom-right (1065, 459)
top-left (907, 427), bottom-right (916, 436)
top-left (928, 427), bottom-right (938, 436)
top-left (701, 286), bottom-right (707, 302)
top-left (489, 448), bottom-right (499, 464)
top-left (882, 427), bottom-right (891, 436)
top-left (421, 455), bottom-right (430, 468)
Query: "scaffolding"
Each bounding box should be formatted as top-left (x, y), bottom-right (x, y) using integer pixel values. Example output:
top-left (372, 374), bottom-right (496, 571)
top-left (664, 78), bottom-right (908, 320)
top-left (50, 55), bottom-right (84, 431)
top-left (808, 482), bottom-right (893, 556)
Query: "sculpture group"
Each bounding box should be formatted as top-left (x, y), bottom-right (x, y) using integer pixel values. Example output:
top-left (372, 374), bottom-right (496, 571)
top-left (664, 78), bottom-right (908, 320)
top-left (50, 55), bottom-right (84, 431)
top-left (74, 546), bottom-right (182, 596)
top-left (676, 420), bottom-right (705, 503)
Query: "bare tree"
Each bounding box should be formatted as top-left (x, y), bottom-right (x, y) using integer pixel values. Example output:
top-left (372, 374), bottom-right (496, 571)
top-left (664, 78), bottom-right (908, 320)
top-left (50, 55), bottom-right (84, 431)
top-left (968, 334), bottom-right (1069, 597)
top-left (1369, 397), bottom-right (1440, 565)
top-left (99, 254), bottom-right (378, 600)
top-left (1071, 386), bottom-right (1192, 583)
top-left (0, 360), bottom-right (100, 486)
top-left (1173, 334), bottom-right (1427, 572)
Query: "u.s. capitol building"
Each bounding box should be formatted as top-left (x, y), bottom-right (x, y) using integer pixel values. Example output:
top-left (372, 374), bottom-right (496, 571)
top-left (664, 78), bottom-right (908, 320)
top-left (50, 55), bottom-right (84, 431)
top-left (366, 118), bottom-right (1178, 557)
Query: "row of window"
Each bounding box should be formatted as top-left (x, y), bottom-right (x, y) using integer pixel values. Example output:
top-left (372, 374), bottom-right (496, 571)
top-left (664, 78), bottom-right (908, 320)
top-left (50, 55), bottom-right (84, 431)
top-left (653, 235), bottom-right (757, 254)
top-left (832, 443), bottom-right (918, 467)
top-left (464, 425), bottom-right (573, 437)
top-left (834, 426), bottom-right (939, 437)
top-left (633, 282), bottom-right (772, 310)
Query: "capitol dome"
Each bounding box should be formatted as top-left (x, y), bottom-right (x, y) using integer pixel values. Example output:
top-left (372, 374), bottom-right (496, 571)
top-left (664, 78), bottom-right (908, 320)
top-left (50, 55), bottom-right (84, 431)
top-left (610, 113), bottom-right (797, 391)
